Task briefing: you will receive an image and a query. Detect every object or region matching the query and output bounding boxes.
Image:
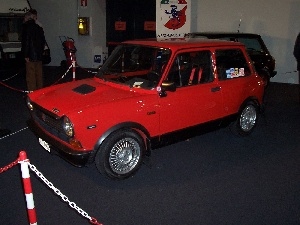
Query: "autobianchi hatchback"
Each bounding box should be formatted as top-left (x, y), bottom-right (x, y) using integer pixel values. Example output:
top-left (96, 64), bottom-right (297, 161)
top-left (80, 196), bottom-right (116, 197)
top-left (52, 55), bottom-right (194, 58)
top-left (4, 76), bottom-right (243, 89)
top-left (26, 38), bottom-right (265, 180)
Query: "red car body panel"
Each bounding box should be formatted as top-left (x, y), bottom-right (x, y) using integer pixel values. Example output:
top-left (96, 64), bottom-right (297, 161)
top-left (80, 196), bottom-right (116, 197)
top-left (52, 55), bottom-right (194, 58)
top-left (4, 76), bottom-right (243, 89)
top-left (27, 38), bottom-right (264, 166)
top-left (29, 78), bottom-right (162, 151)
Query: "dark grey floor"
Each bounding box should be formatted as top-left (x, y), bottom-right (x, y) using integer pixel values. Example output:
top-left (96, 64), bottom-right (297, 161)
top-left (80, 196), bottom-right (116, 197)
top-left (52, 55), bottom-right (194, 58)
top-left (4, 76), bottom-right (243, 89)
top-left (0, 67), bottom-right (300, 225)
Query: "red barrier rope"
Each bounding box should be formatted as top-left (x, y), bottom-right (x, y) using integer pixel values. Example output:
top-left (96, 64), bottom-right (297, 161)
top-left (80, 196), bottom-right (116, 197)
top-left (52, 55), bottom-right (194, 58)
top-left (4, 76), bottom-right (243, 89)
top-left (51, 64), bottom-right (73, 85)
top-left (90, 217), bottom-right (103, 225)
top-left (0, 80), bottom-right (30, 93)
top-left (0, 65), bottom-right (71, 93)
top-left (0, 69), bottom-right (31, 93)
top-left (0, 158), bottom-right (19, 173)
top-left (1, 151), bottom-right (103, 224)
top-left (0, 61), bottom-right (98, 93)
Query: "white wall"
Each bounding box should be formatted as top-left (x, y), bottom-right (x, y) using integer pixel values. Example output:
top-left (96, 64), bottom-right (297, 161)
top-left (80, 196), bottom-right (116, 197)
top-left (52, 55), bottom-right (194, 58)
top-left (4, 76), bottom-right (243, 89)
top-left (192, 0), bottom-right (300, 84)
top-left (29, 0), bottom-right (106, 68)
top-left (29, 0), bottom-right (299, 83)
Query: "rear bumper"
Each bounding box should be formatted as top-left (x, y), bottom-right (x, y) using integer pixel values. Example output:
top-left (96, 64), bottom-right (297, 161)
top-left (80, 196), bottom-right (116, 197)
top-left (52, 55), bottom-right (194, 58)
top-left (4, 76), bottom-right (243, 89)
top-left (28, 119), bottom-right (92, 167)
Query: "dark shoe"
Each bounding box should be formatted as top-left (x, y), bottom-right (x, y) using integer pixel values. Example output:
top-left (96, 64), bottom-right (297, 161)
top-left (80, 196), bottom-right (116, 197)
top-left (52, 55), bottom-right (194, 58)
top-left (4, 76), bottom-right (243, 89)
top-left (0, 129), bottom-right (11, 137)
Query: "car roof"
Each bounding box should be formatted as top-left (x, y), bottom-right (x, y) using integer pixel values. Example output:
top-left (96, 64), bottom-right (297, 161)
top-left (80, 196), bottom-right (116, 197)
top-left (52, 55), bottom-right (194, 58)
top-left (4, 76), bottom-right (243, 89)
top-left (123, 38), bottom-right (245, 49)
top-left (188, 32), bottom-right (261, 38)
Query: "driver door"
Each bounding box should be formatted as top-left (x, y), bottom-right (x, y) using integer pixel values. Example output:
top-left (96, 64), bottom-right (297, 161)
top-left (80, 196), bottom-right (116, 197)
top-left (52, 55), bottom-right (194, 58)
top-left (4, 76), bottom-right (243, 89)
top-left (158, 50), bottom-right (224, 134)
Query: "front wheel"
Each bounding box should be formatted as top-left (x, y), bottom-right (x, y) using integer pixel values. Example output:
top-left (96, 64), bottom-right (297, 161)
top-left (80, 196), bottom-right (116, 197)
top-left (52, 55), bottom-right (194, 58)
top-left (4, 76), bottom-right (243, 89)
top-left (230, 102), bottom-right (258, 136)
top-left (95, 129), bottom-right (145, 180)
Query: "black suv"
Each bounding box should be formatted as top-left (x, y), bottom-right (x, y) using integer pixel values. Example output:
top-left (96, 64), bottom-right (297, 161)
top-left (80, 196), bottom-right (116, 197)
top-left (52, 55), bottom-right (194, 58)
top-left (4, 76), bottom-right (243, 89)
top-left (187, 32), bottom-right (276, 85)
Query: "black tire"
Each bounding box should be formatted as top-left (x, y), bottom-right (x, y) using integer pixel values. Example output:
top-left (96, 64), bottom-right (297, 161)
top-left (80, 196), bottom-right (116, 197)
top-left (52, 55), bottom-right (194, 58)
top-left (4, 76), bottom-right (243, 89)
top-left (95, 129), bottom-right (145, 180)
top-left (230, 102), bottom-right (258, 136)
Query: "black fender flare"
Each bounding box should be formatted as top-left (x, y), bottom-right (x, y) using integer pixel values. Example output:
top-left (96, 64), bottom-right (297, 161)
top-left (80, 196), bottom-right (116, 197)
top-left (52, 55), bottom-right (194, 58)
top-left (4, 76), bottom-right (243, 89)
top-left (89, 122), bottom-right (151, 163)
top-left (239, 97), bottom-right (260, 114)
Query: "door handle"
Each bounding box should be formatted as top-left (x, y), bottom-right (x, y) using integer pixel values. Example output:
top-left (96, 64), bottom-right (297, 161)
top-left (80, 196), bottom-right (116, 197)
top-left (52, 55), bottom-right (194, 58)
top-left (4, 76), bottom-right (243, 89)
top-left (211, 86), bottom-right (221, 92)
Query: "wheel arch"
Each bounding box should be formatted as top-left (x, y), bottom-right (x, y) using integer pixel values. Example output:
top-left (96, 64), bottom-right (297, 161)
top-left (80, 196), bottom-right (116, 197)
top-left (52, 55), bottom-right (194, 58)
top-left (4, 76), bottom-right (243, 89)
top-left (239, 96), bottom-right (260, 113)
top-left (89, 122), bottom-right (151, 163)
top-left (229, 96), bottom-right (260, 136)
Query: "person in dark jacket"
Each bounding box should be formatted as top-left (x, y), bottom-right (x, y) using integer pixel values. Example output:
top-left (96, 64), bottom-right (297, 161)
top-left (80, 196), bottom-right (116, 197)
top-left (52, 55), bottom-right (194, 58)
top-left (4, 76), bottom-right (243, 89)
top-left (294, 32), bottom-right (300, 103)
top-left (21, 11), bottom-right (46, 91)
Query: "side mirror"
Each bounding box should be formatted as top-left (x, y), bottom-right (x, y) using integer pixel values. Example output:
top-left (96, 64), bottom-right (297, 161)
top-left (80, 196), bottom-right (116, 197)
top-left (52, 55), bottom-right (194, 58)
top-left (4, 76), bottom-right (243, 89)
top-left (159, 81), bottom-right (176, 97)
top-left (161, 81), bottom-right (176, 92)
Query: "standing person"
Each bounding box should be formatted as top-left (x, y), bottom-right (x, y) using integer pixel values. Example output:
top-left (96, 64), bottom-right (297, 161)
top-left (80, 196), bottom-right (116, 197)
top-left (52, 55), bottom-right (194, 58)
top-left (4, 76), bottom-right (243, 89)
top-left (293, 32), bottom-right (300, 103)
top-left (21, 11), bottom-right (46, 91)
top-left (29, 9), bottom-right (43, 27)
top-left (30, 9), bottom-right (51, 65)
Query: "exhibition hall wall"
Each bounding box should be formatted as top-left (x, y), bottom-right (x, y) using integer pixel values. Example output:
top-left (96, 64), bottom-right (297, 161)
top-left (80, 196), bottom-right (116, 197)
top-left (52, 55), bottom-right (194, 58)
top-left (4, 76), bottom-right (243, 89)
top-left (192, 0), bottom-right (300, 84)
top-left (29, 0), bottom-right (300, 84)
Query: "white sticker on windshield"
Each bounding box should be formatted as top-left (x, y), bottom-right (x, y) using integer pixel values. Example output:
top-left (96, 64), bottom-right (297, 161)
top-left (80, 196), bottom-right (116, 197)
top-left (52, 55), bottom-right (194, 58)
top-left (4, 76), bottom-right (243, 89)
top-left (133, 82), bottom-right (143, 88)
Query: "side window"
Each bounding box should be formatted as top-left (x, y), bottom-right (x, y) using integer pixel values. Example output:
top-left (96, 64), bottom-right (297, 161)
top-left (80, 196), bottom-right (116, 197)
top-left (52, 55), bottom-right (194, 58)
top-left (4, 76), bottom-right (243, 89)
top-left (216, 49), bottom-right (250, 80)
top-left (165, 50), bottom-right (213, 87)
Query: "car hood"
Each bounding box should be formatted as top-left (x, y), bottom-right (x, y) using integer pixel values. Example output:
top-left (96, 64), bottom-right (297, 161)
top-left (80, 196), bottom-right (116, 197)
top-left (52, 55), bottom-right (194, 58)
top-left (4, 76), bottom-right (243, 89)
top-left (29, 78), bottom-right (144, 116)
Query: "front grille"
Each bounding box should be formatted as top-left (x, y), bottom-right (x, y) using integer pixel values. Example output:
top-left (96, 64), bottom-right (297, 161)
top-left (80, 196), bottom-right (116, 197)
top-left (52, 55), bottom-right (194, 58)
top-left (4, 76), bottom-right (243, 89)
top-left (35, 109), bottom-right (63, 132)
top-left (32, 108), bottom-right (69, 142)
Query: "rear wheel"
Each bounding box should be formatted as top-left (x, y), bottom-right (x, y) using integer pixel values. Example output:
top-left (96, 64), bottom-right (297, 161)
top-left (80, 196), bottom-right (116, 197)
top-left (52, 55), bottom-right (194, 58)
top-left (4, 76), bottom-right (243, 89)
top-left (230, 102), bottom-right (258, 136)
top-left (95, 129), bottom-right (145, 180)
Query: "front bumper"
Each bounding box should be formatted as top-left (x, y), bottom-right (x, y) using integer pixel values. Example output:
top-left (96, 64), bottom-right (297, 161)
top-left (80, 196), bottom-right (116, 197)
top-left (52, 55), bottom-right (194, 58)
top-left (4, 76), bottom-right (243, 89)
top-left (28, 119), bottom-right (92, 167)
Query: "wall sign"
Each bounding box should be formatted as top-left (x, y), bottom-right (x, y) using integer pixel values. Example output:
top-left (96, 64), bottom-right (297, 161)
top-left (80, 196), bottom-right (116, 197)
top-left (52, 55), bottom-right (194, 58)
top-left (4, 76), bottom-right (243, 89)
top-left (156, 0), bottom-right (191, 38)
top-left (144, 21), bottom-right (156, 31)
top-left (0, 0), bottom-right (30, 14)
top-left (78, 17), bottom-right (89, 35)
top-left (115, 21), bottom-right (126, 31)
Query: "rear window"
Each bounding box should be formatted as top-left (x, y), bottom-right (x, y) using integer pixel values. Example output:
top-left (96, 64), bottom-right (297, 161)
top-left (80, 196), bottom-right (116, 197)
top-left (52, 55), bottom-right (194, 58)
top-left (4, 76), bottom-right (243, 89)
top-left (209, 35), bottom-right (266, 54)
top-left (237, 38), bottom-right (264, 52)
top-left (215, 49), bottom-right (251, 80)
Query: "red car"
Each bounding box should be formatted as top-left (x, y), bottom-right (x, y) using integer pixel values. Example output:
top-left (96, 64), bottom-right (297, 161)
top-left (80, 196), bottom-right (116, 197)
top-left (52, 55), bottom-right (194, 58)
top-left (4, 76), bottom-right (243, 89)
top-left (26, 38), bottom-right (265, 180)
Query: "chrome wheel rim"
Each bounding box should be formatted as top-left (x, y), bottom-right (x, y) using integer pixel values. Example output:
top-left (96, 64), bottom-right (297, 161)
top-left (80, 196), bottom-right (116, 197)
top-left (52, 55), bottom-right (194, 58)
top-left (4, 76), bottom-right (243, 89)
top-left (240, 105), bottom-right (256, 132)
top-left (109, 137), bottom-right (141, 174)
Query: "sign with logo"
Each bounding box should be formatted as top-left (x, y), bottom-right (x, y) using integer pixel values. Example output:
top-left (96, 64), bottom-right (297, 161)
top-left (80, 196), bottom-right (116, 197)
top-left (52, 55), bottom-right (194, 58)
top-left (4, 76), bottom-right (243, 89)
top-left (0, 0), bottom-right (30, 14)
top-left (115, 21), bottom-right (126, 31)
top-left (94, 55), bottom-right (101, 63)
top-left (93, 46), bottom-right (108, 68)
top-left (156, 0), bottom-right (191, 38)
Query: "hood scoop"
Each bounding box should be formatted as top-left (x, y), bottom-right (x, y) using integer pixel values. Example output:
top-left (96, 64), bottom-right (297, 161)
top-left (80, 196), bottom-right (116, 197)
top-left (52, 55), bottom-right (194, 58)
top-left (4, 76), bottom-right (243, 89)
top-left (72, 84), bottom-right (96, 95)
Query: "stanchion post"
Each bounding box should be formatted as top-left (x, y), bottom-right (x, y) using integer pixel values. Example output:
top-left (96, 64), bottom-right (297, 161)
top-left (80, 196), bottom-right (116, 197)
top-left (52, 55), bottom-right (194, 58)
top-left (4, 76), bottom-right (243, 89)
top-left (19, 151), bottom-right (38, 225)
top-left (72, 60), bottom-right (76, 81)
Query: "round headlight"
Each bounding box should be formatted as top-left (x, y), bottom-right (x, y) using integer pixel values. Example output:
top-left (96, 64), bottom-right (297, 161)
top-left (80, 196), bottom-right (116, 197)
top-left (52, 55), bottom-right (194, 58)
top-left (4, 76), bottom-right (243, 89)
top-left (63, 116), bottom-right (74, 137)
top-left (26, 97), bottom-right (34, 111)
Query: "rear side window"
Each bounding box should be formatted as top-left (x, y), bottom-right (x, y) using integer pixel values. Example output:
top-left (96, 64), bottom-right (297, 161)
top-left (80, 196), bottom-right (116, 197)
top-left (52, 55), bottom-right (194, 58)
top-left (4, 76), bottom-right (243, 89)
top-left (216, 49), bottom-right (250, 80)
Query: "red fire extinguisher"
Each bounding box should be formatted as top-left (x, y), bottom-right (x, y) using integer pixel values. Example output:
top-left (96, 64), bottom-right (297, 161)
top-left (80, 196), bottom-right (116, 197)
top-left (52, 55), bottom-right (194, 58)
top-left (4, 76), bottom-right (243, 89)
top-left (62, 37), bottom-right (77, 67)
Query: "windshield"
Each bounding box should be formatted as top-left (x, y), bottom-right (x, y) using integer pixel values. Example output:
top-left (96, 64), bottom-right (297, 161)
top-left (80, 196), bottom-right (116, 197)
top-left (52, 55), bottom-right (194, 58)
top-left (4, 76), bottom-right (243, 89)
top-left (96, 44), bottom-right (171, 89)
